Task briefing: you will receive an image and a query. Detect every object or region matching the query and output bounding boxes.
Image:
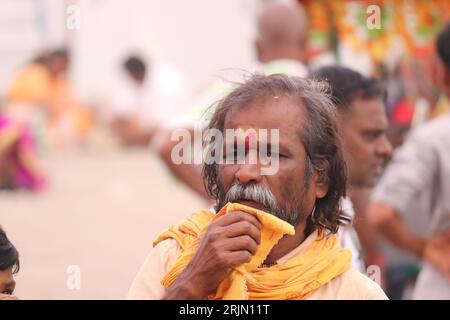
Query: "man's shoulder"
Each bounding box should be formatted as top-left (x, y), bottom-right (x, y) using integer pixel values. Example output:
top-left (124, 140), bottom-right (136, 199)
top-left (153, 238), bottom-right (181, 255)
top-left (308, 268), bottom-right (388, 300)
top-left (410, 114), bottom-right (450, 143)
top-left (333, 268), bottom-right (388, 299)
top-left (337, 268), bottom-right (379, 288)
top-left (127, 238), bottom-right (182, 300)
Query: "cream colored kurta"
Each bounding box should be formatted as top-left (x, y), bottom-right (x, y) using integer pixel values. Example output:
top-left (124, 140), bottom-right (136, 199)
top-left (127, 230), bottom-right (388, 300)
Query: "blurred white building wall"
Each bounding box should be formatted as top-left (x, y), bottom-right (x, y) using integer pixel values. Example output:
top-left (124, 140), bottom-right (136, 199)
top-left (70, 0), bottom-right (257, 105)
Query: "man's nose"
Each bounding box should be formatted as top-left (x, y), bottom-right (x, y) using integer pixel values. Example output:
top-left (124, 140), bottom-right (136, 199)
top-left (376, 134), bottom-right (393, 159)
top-left (235, 155), bottom-right (262, 185)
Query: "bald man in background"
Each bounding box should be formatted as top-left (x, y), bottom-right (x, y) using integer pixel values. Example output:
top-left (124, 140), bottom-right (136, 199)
top-left (253, 0), bottom-right (308, 74)
top-left (156, 0), bottom-right (310, 199)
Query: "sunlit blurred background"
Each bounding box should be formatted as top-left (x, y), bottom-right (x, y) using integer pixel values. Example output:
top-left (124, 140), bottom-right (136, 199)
top-left (0, 0), bottom-right (449, 299)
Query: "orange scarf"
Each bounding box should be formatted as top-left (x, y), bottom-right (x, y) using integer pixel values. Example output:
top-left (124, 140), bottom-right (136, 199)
top-left (154, 203), bottom-right (352, 300)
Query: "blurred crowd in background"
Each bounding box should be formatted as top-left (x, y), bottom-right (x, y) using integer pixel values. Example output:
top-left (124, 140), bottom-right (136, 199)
top-left (0, 0), bottom-right (449, 300)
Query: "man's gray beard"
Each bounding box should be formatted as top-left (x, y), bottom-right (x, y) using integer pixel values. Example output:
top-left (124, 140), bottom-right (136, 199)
top-left (216, 181), bottom-right (308, 227)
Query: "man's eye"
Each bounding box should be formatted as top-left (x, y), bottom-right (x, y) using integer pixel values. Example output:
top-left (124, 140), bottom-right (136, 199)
top-left (267, 152), bottom-right (285, 158)
top-left (2, 290), bottom-right (13, 295)
top-left (364, 132), bottom-right (380, 140)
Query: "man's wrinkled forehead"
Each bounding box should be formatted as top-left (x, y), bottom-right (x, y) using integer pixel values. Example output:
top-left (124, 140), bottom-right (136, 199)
top-left (222, 98), bottom-right (305, 144)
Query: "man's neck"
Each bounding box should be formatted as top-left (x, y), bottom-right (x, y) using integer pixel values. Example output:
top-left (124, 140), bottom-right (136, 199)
top-left (263, 222), bottom-right (307, 266)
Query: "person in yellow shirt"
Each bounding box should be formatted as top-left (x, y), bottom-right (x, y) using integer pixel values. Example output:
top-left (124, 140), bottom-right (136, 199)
top-left (7, 53), bottom-right (52, 105)
top-left (128, 74), bottom-right (387, 300)
top-left (7, 49), bottom-right (92, 141)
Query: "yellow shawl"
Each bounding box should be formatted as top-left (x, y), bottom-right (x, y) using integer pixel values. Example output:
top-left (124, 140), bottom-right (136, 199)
top-left (154, 203), bottom-right (352, 300)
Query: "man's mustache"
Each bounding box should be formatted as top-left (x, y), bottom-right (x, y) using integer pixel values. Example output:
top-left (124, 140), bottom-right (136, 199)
top-left (224, 183), bottom-right (277, 212)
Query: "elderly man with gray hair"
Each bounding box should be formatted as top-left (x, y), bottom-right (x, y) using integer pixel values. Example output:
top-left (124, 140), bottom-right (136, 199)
top-left (128, 74), bottom-right (387, 300)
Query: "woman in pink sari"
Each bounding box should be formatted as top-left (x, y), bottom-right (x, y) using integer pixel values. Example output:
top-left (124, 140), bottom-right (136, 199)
top-left (0, 114), bottom-right (46, 191)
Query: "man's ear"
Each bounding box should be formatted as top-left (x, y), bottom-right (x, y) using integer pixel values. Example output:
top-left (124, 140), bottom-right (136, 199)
top-left (313, 169), bottom-right (328, 199)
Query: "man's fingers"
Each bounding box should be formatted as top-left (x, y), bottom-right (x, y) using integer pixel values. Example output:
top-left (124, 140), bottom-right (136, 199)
top-left (215, 211), bottom-right (261, 229)
top-left (224, 235), bottom-right (259, 255)
top-left (222, 221), bottom-right (261, 244)
top-left (226, 250), bottom-right (253, 267)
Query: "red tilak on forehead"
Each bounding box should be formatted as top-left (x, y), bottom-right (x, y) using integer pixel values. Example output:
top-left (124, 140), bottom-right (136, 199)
top-left (244, 131), bottom-right (256, 152)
